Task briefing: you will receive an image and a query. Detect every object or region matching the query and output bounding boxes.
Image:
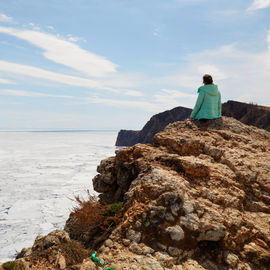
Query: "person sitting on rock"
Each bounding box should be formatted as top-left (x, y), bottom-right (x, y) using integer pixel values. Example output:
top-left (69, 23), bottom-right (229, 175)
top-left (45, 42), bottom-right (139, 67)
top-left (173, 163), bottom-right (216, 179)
top-left (190, 74), bottom-right (221, 120)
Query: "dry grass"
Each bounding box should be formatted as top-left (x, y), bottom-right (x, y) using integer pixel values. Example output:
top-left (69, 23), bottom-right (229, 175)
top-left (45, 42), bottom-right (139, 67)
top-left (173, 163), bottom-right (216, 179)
top-left (2, 260), bottom-right (26, 270)
top-left (67, 191), bottom-right (123, 249)
top-left (71, 192), bottom-right (109, 234)
top-left (58, 240), bottom-right (91, 266)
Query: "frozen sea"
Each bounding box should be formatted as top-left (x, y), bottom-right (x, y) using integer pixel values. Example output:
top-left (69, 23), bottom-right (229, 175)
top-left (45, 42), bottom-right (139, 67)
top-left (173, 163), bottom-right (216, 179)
top-left (0, 130), bottom-right (117, 262)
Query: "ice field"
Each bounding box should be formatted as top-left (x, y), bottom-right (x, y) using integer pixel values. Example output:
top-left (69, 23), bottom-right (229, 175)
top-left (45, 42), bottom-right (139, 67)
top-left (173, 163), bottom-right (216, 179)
top-left (0, 131), bottom-right (117, 261)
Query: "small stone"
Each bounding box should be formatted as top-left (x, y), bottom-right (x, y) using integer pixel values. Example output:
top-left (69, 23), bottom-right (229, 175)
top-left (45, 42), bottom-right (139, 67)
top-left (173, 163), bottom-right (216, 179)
top-left (155, 251), bottom-right (175, 267)
top-left (243, 263), bottom-right (252, 270)
top-left (224, 253), bottom-right (239, 267)
top-left (182, 202), bottom-right (194, 214)
top-left (165, 213), bottom-right (175, 222)
top-left (171, 203), bottom-right (180, 216)
top-left (126, 229), bottom-right (141, 243)
top-left (142, 213), bottom-right (147, 220)
top-left (168, 246), bottom-right (182, 257)
top-left (56, 254), bottom-right (66, 270)
top-left (98, 245), bottom-right (105, 253)
top-left (80, 259), bottom-right (97, 270)
top-left (172, 265), bottom-right (183, 270)
top-left (144, 220), bottom-right (150, 227)
top-left (179, 213), bottom-right (199, 231)
top-left (142, 246), bottom-right (155, 255)
top-left (104, 239), bottom-right (113, 247)
top-left (166, 225), bottom-right (185, 241)
top-left (163, 192), bottom-right (178, 205)
top-left (157, 242), bottom-right (167, 251)
top-left (197, 224), bottom-right (226, 241)
top-left (182, 259), bottom-right (206, 270)
top-left (135, 220), bottom-right (142, 229)
top-left (129, 242), bottom-right (143, 255)
top-left (122, 238), bottom-right (131, 246)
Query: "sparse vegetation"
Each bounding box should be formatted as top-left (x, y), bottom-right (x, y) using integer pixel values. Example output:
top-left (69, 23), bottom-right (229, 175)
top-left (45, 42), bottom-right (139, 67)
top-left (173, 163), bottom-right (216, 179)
top-left (108, 202), bottom-right (123, 215)
top-left (67, 191), bottom-right (123, 248)
top-left (2, 260), bottom-right (26, 270)
top-left (2, 261), bottom-right (16, 270)
top-left (59, 240), bottom-right (91, 265)
top-left (71, 191), bottom-right (109, 232)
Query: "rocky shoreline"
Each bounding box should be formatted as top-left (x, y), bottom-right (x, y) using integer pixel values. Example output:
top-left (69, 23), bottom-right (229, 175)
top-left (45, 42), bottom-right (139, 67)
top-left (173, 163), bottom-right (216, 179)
top-left (1, 117), bottom-right (270, 270)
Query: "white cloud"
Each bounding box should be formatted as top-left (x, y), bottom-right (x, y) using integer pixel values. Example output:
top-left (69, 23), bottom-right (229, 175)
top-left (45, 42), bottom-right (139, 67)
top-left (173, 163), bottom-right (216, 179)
top-left (154, 89), bottom-right (196, 108)
top-left (123, 90), bottom-right (144, 96)
top-left (0, 60), bottom-right (114, 90)
top-left (0, 13), bottom-right (13, 23)
top-left (197, 65), bottom-right (228, 80)
top-left (82, 88), bottom-right (196, 113)
top-left (0, 89), bottom-right (74, 99)
top-left (0, 26), bottom-right (118, 77)
top-left (0, 78), bottom-right (15, 84)
top-left (0, 61), bottom-right (144, 96)
top-left (85, 96), bottom-right (160, 112)
top-left (158, 31), bottom-right (270, 106)
top-left (66, 34), bottom-right (86, 43)
top-left (28, 23), bottom-right (40, 31)
top-left (247, 0), bottom-right (270, 11)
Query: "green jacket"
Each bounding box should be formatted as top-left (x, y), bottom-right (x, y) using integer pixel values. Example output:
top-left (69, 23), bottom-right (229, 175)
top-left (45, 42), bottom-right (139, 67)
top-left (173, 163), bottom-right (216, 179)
top-left (190, 84), bottom-right (221, 120)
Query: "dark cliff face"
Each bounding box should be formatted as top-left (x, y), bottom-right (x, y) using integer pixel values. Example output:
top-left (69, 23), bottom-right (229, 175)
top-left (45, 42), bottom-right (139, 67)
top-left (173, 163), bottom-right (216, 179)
top-left (115, 106), bottom-right (192, 146)
top-left (222, 100), bottom-right (270, 131)
top-left (115, 100), bottom-right (270, 146)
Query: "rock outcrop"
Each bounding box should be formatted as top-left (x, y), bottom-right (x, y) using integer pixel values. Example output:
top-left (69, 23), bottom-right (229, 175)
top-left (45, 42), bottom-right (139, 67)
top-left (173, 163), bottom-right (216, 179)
top-left (92, 117), bottom-right (270, 269)
top-left (116, 101), bottom-right (270, 146)
top-left (4, 117), bottom-right (270, 269)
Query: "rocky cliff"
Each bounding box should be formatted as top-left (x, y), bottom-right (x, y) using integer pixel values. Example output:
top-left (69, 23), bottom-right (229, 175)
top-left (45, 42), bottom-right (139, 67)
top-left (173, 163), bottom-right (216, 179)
top-left (116, 101), bottom-right (270, 146)
top-left (115, 106), bottom-right (192, 146)
top-left (4, 117), bottom-right (270, 270)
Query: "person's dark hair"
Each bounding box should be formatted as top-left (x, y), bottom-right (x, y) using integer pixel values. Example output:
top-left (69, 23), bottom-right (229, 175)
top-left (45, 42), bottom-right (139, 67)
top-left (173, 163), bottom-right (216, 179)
top-left (203, 74), bottom-right (213, 85)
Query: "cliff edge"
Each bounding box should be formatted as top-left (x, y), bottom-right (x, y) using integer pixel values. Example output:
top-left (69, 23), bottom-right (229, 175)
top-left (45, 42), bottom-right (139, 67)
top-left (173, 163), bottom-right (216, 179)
top-left (3, 117), bottom-right (270, 270)
top-left (116, 101), bottom-right (270, 146)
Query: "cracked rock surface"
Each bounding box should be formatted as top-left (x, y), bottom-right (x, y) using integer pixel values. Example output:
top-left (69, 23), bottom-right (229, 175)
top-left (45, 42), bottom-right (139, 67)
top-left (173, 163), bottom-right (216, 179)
top-left (5, 117), bottom-right (270, 270)
top-left (90, 117), bottom-right (270, 270)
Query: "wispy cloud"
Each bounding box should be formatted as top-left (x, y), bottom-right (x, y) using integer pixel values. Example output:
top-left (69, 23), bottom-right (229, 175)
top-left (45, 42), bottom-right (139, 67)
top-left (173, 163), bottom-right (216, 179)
top-left (0, 26), bottom-right (118, 77)
top-left (0, 89), bottom-right (74, 99)
top-left (0, 60), bottom-right (119, 92)
top-left (154, 89), bottom-right (196, 108)
top-left (123, 90), bottom-right (144, 97)
top-left (82, 88), bottom-right (196, 113)
top-left (0, 78), bottom-right (15, 84)
top-left (66, 34), bottom-right (86, 43)
top-left (247, 0), bottom-right (270, 11)
top-left (0, 61), bottom-right (145, 96)
top-left (85, 96), bottom-right (159, 112)
top-left (197, 64), bottom-right (228, 80)
top-left (161, 32), bottom-right (270, 105)
top-left (0, 13), bottom-right (13, 23)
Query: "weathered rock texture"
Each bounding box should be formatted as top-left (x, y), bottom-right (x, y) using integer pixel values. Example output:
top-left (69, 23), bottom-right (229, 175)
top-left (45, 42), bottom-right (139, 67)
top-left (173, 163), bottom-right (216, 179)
top-left (116, 100), bottom-right (270, 146)
top-left (5, 117), bottom-right (270, 270)
top-left (93, 117), bottom-right (270, 269)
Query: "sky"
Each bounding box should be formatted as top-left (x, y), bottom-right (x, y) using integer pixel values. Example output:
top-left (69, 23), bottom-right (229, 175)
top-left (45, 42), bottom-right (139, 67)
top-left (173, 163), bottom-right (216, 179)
top-left (0, 0), bottom-right (270, 130)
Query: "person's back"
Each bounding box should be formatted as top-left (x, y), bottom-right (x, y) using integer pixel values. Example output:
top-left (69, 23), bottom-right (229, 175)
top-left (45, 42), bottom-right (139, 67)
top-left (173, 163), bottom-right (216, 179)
top-left (190, 74), bottom-right (221, 120)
